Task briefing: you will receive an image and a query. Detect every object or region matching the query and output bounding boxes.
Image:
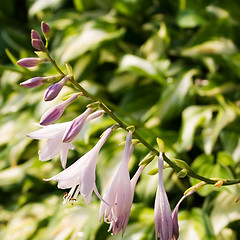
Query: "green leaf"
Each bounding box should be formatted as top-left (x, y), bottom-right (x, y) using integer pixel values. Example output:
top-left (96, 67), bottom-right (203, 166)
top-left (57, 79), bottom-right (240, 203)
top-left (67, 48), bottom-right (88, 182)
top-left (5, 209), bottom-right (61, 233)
top-left (178, 208), bottom-right (215, 240)
top-left (176, 105), bottom-right (216, 152)
top-left (190, 154), bottom-right (236, 196)
top-left (146, 69), bottom-right (198, 126)
top-left (177, 9), bottom-right (207, 28)
top-left (181, 39), bottom-right (238, 57)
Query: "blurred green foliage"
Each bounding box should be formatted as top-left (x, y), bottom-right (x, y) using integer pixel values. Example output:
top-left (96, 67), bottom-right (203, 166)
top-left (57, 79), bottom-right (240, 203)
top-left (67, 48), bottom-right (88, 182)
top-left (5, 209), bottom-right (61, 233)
top-left (0, 0), bottom-right (240, 239)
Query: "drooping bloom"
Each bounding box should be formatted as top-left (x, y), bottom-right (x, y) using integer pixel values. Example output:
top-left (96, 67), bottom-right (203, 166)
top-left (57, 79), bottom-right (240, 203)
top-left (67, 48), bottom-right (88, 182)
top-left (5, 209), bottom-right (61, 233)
top-left (17, 57), bottom-right (48, 68)
top-left (44, 75), bottom-right (69, 101)
top-left (40, 93), bottom-right (81, 126)
top-left (172, 189), bottom-right (196, 240)
top-left (99, 131), bottom-right (143, 236)
top-left (44, 126), bottom-right (113, 204)
top-left (154, 152), bottom-right (172, 240)
top-left (28, 109), bottom-right (103, 168)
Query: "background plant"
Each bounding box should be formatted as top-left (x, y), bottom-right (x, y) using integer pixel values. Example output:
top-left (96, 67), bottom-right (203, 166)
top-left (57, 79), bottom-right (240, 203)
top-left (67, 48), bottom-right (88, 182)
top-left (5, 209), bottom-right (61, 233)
top-left (0, 0), bottom-right (240, 239)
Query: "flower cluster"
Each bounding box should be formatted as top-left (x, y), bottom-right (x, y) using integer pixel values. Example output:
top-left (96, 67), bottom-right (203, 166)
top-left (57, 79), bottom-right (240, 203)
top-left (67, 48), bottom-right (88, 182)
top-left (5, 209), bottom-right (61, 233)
top-left (19, 22), bottom-right (196, 239)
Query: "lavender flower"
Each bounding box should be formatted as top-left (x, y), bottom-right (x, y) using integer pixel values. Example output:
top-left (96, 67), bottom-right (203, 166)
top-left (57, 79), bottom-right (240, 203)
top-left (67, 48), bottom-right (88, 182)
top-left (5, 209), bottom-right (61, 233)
top-left (44, 126), bottom-right (113, 204)
top-left (40, 93), bottom-right (81, 126)
top-left (154, 152), bottom-right (172, 240)
top-left (172, 189), bottom-right (196, 240)
top-left (44, 75), bottom-right (69, 101)
top-left (28, 109), bottom-right (103, 168)
top-left (99, 131), bottom-right (143, 236)
top-left (17, 57), bottom-right (47, 68)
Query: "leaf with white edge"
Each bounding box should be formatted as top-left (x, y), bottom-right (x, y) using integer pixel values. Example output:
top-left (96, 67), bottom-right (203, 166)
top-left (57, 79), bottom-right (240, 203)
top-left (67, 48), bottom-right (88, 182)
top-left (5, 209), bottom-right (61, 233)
top-left (146, 69), bottom-right (198, 126)
top-left (210, 191), bottom-right (240, 236)
top-left (180, 38), bottom-right (238, 57)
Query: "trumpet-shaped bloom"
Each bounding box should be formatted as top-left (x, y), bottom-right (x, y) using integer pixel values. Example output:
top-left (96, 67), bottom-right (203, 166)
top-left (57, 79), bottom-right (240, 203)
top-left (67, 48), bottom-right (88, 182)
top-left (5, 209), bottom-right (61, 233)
top-left (40, 93), bottom-right (81, 126)
top-left (44, 126), bottom-right (113, 204)
top-left (99, 132), bottom-right (143, 236)
top-left (28, 109), bottom-right (103, 168)
top-left (154, 153), bottom-right (172, 240)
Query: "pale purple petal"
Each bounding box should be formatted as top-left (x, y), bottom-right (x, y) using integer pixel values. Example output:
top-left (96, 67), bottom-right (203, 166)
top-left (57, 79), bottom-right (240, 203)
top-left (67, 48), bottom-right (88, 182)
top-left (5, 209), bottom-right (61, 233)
top-left (154, 153), bottom-right (172, 240)
top-left (39, 137), bottom-right (63, 161)
top-left (28, 122), bottom-right (70, 139)
top-left (99, 131), bottom-right (139, 236)
top-left (60, 143), bottom-right (71, 169)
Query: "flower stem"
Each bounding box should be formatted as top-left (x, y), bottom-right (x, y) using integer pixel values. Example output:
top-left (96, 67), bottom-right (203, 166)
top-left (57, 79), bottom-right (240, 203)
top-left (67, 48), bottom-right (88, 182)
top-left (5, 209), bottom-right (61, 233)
top-left (50, 61), bottom-right (240, 186)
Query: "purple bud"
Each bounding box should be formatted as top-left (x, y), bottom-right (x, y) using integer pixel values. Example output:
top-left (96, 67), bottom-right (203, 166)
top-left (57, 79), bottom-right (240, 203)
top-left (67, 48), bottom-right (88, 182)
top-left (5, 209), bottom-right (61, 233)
top-left (40, 93), bottom-right (81, 125)
top-left (41, 21), bottom-right (50, 41)
top-left (17, 57), bottom-right (43, 68)
top-left (31, 30), bottom-right (42, 40)
top-left (32, 39), bottom-right (45, 51)
top-left (44, 76), bottom-right (69, 101)
top-left (62, 108), bottom-right (93, 143)
top-left (20, 76), bottom-right (47, 88)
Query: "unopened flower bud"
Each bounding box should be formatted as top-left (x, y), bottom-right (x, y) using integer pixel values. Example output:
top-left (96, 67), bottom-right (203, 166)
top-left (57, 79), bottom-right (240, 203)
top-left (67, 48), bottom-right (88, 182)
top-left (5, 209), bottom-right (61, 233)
top-left (62, 108), bottom-right (93, 143)
top-left (20, 76), bottom-right (47, 88)
top-left (17, 57), bottom-right (47, 68)
top-left (31, 29), bottom-right (45, 51)
top-left (40, 93), bottom-right (81, 126)
top-left (41, 21), bottom-right (50, 41)
top-left (86, 110), bottom-right (105, 121)
top-left (31, 30), bottom-right (41, 40)
top-left (32, 39), bottom-right (45, 51)
top-left (44, 76), bottom-right (69, 101)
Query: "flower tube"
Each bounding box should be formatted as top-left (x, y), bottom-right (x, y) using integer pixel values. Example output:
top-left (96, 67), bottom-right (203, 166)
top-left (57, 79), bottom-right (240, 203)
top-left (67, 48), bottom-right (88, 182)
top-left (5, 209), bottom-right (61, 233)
top-left (99, 131), bottom-right (143, 236)
top-left (154, 153), bottom-right (172, 240)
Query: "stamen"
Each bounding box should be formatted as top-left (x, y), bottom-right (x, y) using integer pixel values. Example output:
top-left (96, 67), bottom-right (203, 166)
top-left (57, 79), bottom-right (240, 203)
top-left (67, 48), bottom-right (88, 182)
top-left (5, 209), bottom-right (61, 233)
top-left (62, 184), bottom-right (80, 205)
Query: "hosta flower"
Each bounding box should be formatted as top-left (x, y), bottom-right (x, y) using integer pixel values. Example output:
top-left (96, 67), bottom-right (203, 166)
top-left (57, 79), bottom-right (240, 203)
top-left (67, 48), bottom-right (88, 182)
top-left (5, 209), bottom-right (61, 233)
top-left (99, 131), bottom-right (143, 236)
top-left (28, 109), bottom-right (103, 168)
top-left (44, 126), bottom-right (113, 204)
top-left (40, 93), bottom-right (81, 126)
top-left (154, 152), bottom-right (172, 240)
top-left (172, 189), bottom-right (195, 240)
